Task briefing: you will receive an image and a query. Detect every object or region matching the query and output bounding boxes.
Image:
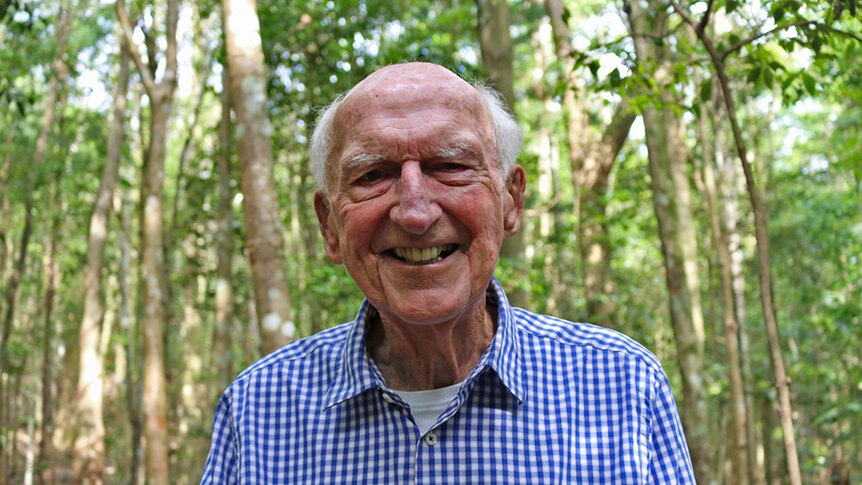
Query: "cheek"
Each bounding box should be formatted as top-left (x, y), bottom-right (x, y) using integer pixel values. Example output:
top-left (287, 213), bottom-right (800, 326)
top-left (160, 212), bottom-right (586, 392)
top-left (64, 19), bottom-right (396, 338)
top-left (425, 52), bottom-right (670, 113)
top-left (338, 202), bottom-right (389, 249)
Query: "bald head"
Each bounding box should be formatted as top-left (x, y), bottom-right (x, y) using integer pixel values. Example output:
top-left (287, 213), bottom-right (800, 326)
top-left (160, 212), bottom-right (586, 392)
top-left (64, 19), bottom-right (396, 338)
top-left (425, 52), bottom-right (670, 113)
top-left (310, 62), bottom-right (521, 195)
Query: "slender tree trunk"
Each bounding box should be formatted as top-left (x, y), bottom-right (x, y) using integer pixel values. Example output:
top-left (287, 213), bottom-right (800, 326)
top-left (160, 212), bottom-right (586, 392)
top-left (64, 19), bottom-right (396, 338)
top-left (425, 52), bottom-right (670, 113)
top-left (118, 175), bottom-right (143, 485)
top-left (214, 64), bottom-right (235, 391)
top-left (117, 0), bottom-right (179, 482)
top-left (223, 0), bottom-right (293, 354)
top-left (178, 234), bottom-right (205, 484)
top-left (1, 6), bottom-right (70, 474)
top-left (724, 146), bottom-right (767, 485)
top-left (668, 4), bottom-right (802, 483)
top-left (698, 94), bottom-right (749, 485)
top-left (0, 125), bottom-right (13, 287)
top-left (476, 0), bottom-right (529, 308)
top-left (545, 0), bottom-right (635, 326)
top-left (140, 91), bottom-right (172, 485)
top-left (72, 37), bottom-right (130, 485)
top-left (0, 0), bottom-right (70, 392)
top-left (623, 2), bottom-right (709, 481)
top-left (36, 167), bottom-right (63, 485)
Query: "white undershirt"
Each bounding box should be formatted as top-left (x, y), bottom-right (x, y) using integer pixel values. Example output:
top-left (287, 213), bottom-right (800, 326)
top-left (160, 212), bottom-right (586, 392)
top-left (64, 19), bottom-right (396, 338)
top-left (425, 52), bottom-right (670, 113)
top-left (391, 382), bottom-right (463, 436)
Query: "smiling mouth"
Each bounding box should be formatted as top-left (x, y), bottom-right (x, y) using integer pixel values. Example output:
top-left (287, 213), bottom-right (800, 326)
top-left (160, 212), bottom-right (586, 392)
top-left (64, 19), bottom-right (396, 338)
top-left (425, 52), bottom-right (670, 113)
top-left (390, 244), bottom-right (458, 265)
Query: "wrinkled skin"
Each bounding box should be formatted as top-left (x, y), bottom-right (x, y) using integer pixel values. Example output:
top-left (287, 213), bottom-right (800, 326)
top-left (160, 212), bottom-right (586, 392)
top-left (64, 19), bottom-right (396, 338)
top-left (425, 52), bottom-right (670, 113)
top-left (314, 63), bottom-right (525, 390)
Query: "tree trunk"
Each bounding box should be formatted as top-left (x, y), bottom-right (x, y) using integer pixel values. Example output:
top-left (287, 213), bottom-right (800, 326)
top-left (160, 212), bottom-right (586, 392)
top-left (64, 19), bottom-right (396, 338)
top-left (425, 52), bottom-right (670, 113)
top-left (36, 162), bottom-right (63, 484)
top-left (178, 234), bottom-right (206, 483)
top-left (545, 0), bottom-right (635, 326)
top-left (724, 146), bottom-right (767, 485)
top-left (223, 0), bottom-right (293, 354)
top-left (623, 2), bottom-right (709, 481)
top-left (698, 93), bottom-right (749, 485)
top-left (0, 0), bottom-right (70, 395)
top-left (140, 89), bottom-right (173, 485)
top-left (72, 37), bottom-right (130, 485)
top-left (0, 125), bottom-right (13, 287)
top-left (668, 4), bottom-right (803, 482)
top-left (118, 174), bottom-right (144, 485)
top-left (117, 0), bottom-right (180, 482)
top-left (476, 0), bottom-right (529, 308)
top-left (214, 63), bottom-right (235, 391)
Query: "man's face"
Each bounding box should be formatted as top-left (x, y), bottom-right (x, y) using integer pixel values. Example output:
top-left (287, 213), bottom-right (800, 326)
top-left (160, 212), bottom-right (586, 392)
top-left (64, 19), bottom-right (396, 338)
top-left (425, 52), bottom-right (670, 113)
top-left (315, 63), bottom-right (525, 327)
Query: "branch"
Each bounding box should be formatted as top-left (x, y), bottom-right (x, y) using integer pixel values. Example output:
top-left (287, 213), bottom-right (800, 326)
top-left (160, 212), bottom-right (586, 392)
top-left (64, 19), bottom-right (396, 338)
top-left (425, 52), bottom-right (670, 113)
top-left (814, 23), bottom-right (862, 44)
top-left (164, 0), bottom-right (179, 87)
top-left (696, 0), bottom-right (715, 35)
top-left (721, 20), bottom-right (814, 60)
top-left (669, 0), bottom-right (697, 29)
top-left (116, 0), bottom-right (156, 94)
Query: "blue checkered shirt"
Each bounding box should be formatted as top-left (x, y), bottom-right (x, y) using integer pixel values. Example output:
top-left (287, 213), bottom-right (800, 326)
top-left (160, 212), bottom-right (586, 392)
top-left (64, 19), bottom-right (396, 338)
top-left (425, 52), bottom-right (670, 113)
top-left (202, 278), bottom-right (695, 483)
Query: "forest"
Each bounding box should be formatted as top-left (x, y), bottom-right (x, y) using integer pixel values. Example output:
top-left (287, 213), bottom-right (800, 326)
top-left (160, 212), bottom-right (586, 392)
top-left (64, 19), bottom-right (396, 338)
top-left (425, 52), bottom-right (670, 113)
top-left (0, 0), bottom-right (860, 483)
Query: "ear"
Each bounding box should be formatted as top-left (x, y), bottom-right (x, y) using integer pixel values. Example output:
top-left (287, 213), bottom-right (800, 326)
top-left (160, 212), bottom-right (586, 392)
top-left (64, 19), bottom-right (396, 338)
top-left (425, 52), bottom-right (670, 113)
top-left (503, 165), bottom-right (526, 237)
top-left (314, 190), bottom-right (343, 264)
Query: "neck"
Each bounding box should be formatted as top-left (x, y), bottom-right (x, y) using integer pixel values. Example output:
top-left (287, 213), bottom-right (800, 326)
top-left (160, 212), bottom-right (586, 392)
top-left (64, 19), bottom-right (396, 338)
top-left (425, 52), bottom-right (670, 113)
top-left (367, 299), bottom-right (497, 391)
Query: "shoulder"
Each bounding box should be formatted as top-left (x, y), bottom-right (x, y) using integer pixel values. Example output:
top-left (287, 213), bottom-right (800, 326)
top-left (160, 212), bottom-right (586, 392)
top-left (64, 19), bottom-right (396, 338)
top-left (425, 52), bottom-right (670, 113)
top-left (230, 321), bottom-right (353, 386)
top-left (513, 308), bottom-right (664, 373)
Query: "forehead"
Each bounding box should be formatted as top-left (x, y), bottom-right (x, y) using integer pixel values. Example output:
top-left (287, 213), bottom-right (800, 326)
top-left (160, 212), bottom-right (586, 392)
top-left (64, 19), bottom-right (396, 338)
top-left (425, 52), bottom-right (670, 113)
top-left (329, 65), bottom-right (493, 166)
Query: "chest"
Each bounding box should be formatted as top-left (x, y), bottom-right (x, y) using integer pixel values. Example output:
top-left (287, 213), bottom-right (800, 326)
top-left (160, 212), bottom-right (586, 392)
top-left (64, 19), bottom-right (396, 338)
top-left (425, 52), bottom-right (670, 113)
top-left (233, 380), bottom-right (653, 484)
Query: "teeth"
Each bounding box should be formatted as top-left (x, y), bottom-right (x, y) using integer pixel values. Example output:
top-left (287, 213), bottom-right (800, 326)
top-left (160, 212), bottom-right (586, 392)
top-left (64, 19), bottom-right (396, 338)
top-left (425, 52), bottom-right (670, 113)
top-left (393, 245), bottom-right (455, 264)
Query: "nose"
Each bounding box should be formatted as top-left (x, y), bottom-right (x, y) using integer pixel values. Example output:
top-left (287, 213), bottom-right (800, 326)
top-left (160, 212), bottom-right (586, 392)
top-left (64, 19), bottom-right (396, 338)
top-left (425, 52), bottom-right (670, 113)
top-left (389, 162), bottom-right (442, 234)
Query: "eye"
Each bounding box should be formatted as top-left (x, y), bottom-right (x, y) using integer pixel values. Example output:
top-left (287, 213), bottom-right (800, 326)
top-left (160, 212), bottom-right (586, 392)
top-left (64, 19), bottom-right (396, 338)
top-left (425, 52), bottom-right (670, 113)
top-left (359, 169), bottom-right (384, 182)
top-left (437, 162), bottom-right (465, 171)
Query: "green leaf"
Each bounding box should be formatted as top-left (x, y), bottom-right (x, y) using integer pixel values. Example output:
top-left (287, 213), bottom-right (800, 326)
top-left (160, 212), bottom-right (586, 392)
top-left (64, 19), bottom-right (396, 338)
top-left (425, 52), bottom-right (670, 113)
top-left (699, 78), bottom-right (713, 102)
top-left (803, 73), bottom-right (817, 96)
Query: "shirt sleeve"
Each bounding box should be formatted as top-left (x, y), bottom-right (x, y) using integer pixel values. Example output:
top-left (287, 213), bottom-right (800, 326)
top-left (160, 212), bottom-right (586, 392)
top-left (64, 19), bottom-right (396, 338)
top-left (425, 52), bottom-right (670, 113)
top-left (648, 369), bottom-right (697, 484)
top-left (200, 392), bottom-right (238, 484)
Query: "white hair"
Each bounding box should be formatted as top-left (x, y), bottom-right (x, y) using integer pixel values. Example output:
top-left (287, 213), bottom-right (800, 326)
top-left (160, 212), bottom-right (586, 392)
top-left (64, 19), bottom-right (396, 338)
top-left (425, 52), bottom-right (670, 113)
top-left (309, 83), bottom-right (521, 195)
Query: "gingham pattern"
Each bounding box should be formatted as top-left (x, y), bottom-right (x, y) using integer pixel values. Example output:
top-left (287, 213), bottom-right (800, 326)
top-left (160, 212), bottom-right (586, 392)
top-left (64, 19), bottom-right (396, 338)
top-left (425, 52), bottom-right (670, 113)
top-left (202, 278), bottom-right (695, 484)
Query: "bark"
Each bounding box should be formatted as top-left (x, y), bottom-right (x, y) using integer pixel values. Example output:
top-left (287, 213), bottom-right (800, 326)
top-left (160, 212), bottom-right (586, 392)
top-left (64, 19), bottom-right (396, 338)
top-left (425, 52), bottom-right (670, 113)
top-left (214, 64), bottom-right (235, 391)
top-left (178, 235), bottom-right (206, 482)
top-left (531, 19), bottom-right (572, 319)
top-left (71, 38), bottom-right (130, 485)
top-left (1, 0), bottom-right (70, 388)
top-left (118, 177), bottom-right (143, 485)
top-left (116, 0), bottom-right (179, 482)
top-left (669, 3), bottom-right (802, 483)
top-left (476, 0), bottom-right (529, 308)
top-left (36, 168), bottom-right (63, 484)
top-left (724, 147), bottom-right (767, 485)
top-left (545, 0), bottom-right (635, 326)
top-left (1, 6), bottom-right (70, 475)
top-left (623, 2), bottom-right (709, 481)
top-left (0, 126), bottom-right (13, 287)
top-left (223, 0), bottom-right (293, 354)
top-left (698, 94), bottom-right (749, 485)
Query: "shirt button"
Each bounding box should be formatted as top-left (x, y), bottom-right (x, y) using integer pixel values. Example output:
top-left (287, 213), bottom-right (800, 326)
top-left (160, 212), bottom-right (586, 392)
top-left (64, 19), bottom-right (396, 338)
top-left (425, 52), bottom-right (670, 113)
top-left (382, 393), bottom-right (395, 404)
top-left (423, 431), bottom-right (438, 446)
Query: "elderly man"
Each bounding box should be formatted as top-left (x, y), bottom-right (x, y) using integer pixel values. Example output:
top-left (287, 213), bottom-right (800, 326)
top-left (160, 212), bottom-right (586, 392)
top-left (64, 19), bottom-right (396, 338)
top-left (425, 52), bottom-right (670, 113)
top-left (202, 62), bottom-right (695, 483)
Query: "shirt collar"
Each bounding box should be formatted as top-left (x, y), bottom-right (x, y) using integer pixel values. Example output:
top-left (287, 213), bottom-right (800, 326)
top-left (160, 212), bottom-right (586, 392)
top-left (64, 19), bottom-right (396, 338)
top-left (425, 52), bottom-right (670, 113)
top-left (323, 276), bottom-right (525, 410)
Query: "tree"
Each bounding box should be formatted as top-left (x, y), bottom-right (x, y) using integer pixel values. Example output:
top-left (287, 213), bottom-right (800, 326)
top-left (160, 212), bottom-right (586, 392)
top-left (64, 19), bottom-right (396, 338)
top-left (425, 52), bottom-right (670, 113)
top-left (696, 82), bottom-right (750, 484)
top-left (545, 0), bottom-right (636, 326)
top-left (223, 0), bottom-right (293, 354)
top-left (214, 61), bottom-right (235, 391)
top-left (72, 37), bottom-right (131, 485)
top-left (666, 1), bottom-right (827, 482)
top-left (623, 1), bottom-right (709, 481)
top-left (116, 0), bottom-right (180, 482)
top-left (476, 0), bottom-right (532, 309)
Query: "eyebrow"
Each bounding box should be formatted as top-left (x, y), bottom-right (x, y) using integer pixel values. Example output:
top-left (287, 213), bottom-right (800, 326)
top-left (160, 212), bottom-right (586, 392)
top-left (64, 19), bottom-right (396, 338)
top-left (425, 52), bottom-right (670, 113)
top-left (434, 143), bottom-right (479, 160)
top-left (340, 142), bottom-right (481, 173)
top-left (341, 152), bottom-right (387, 174)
